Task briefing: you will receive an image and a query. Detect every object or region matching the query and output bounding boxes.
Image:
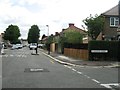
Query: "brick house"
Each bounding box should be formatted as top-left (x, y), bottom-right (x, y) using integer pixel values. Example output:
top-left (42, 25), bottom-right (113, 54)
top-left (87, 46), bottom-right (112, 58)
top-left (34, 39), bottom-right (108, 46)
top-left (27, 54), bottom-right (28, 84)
top-left (101, 1), bottom-right (120, 41)
top-left (61, 23), bottom-right (88, 43)
top-left (47, 23), bottom-right (87, 53)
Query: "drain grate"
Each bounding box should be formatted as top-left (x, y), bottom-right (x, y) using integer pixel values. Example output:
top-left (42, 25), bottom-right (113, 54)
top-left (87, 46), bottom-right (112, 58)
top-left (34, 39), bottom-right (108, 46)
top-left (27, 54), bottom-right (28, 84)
top-left (24, 68), bottom-right (49, 72)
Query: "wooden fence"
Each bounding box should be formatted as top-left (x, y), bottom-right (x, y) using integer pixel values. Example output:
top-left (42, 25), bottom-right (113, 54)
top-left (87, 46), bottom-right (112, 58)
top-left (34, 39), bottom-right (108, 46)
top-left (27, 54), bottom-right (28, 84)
top-left (64, 48), bottom-right (88, 60)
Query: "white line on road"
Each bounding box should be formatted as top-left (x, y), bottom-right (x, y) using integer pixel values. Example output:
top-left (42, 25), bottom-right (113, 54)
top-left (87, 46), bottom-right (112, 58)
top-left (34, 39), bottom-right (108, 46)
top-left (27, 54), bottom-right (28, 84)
top-left (10, 55), bottom-right (14, 57)
top-left (100, 83), bottom-right (119, 89)
top-left (72, 68), bottom-right (77, 72)
top-left (77, 71), bottom-right (83, 75)
top-left (92, 79), bottom-right (100, 84)
top-left (84, 75), bottom-right (91, 79)
top-left (2, 54), bottom-right (27, 58)
top-left (21, 55), bottom-right (27, 58)
top-left (64, 65), bottom-right (72, 69)
top-left (41, 51), bottom-right (119, 89)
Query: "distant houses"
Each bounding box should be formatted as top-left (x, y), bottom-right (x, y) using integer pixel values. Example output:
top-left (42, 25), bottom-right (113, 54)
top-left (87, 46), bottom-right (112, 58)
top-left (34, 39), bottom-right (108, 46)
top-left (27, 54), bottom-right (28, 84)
top-left (41, 23), bottom-right (87, 53)
top-left (41, 23), bottom-right (88, 44)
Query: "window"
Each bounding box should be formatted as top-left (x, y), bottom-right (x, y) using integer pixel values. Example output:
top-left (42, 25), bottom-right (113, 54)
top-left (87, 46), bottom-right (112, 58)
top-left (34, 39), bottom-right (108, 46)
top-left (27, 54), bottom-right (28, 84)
top-left (110, 17), bottom-right (119, 27)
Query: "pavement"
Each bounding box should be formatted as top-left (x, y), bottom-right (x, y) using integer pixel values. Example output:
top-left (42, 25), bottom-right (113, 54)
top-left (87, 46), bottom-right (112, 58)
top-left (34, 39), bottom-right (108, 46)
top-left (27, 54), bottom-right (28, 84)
top-left (40, 49), bottom-right (120, 68)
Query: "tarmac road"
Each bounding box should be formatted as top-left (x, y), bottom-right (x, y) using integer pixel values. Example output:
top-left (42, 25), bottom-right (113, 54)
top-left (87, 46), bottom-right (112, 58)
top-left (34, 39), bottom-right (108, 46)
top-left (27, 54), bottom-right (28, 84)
top-left (2, 47), bottom-right (119, 89)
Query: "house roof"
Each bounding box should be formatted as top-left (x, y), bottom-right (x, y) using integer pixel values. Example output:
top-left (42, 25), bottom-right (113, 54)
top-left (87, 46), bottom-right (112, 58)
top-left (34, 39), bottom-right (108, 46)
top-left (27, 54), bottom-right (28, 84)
top-left (102, 5), bottom-right (119, 16)
top-left (62, 23), bottom-right (87, 35)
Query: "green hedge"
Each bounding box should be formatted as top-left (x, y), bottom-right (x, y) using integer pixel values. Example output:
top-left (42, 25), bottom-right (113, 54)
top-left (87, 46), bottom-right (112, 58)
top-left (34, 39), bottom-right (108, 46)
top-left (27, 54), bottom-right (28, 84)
top-left (64, 43), bottom-right (88, 49)
top-left (89, 41), bottom-right (119, 61)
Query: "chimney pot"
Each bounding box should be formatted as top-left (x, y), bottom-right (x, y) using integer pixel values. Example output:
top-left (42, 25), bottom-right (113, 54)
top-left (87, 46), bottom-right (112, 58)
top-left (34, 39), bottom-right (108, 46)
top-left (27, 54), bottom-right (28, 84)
top-left (55, 32), bottom-right (59, 36)
top-left (69, 23), bottom-right (74, 27)
top-left (62, 29), bottom-right (65, 32)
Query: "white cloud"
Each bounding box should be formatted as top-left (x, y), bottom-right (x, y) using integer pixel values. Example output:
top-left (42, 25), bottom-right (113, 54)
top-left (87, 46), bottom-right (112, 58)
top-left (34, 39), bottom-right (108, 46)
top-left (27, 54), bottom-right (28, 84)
top-left (0, 0), bottom-right (119, 39)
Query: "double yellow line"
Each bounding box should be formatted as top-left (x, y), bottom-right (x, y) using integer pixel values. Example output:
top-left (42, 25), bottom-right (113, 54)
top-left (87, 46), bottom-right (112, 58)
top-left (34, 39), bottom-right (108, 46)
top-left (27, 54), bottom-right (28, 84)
top-left (50, 59), bottom-right (55, 64)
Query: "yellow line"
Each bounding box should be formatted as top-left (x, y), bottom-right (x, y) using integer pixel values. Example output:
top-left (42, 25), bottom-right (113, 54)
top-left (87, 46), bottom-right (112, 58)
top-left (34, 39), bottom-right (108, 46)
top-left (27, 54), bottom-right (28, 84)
top-left (50, 60), bottom-right (55, 64)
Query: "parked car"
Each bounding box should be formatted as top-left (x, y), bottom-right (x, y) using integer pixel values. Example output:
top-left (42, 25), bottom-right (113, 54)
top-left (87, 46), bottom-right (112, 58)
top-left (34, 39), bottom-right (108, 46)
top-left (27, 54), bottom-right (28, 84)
top-left (11, 44), bottom-right (23, 50)
top-left (38, 44), bottom-right (44, 48)
top-left (29, 43), bottom-right (37, 50)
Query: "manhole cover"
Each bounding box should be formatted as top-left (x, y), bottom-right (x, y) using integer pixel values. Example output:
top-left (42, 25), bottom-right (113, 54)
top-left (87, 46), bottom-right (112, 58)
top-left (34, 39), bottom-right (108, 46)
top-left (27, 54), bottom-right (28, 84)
top-left (24, 68), bottom-right (49, 72)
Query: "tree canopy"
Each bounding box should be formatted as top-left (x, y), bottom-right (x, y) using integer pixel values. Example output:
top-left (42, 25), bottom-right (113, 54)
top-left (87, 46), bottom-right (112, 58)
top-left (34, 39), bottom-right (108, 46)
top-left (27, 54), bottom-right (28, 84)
top-left (27, 25), bottom-right (40, 43)
top-left (46, 35), bottom-right (54, 44)
top-left (60, 31), bottom-right (83, 44)
top-left (3, 24), bottom-right (21, 44)
top-left (83, 14), bottom-right (104, 40)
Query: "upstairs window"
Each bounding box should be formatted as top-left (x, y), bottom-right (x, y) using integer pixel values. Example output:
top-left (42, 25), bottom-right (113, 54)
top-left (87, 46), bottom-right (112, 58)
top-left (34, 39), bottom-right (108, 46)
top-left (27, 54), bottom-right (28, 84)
top-left (110, 17), bottom-right (119, 27)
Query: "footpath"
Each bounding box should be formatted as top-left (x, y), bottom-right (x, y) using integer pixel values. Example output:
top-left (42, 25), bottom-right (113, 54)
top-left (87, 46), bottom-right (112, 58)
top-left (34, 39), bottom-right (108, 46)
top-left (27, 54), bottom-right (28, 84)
top-left (40, 49), bottom-right (120, 68)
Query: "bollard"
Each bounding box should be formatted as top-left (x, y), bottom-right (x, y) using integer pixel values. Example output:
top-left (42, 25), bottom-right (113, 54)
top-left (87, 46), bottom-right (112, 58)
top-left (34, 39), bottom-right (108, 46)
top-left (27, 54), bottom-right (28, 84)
top-left (1, 43), bottom-right (5, 55)
top-left (31, 48), bottom-right (35, 55)
top-left (1, 48), bottom-right (4, 55)
top-left (31, 48), bottom-right (39, 55)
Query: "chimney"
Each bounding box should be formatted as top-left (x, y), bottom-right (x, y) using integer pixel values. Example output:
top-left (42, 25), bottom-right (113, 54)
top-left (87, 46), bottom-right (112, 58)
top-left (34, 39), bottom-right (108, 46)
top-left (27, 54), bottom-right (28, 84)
top-left (62, 29), bottom-right (65, 32)
top-left (69, 23), bottom-right (74, 27)
top-left (55, 32), bottom-right (59, 36)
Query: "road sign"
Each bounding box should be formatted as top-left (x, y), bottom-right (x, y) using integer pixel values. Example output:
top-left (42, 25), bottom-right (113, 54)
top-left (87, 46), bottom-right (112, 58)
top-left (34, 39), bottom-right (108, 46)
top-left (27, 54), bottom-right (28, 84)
top-left (91, 50), bottom-right (108, 53)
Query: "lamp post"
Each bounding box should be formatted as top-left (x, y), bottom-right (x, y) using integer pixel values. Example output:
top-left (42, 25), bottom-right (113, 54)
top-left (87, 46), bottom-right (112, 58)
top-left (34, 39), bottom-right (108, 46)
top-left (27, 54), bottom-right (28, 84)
top-left (46, 25), bottom-right (49, 36)
top-left (46, 25), bottom-right (50, 54)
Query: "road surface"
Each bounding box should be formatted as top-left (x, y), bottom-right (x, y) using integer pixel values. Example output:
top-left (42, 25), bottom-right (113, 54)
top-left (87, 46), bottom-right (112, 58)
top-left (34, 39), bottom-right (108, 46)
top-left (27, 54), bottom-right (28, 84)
top-left (2, 47), bottom-right (119, 89)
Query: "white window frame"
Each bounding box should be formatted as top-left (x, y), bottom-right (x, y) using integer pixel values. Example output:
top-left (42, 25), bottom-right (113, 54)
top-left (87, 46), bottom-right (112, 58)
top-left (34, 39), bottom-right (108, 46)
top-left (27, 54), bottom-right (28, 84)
top-left (110, 17), bottom-right (119, 27)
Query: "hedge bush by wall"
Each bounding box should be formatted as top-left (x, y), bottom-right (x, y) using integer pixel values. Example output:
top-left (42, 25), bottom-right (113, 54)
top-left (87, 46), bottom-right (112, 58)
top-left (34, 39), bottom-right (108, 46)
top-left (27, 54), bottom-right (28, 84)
top-left (89, 41), bottom-right (119, 61)
top-left (64, 43), bottom-right (88, 49)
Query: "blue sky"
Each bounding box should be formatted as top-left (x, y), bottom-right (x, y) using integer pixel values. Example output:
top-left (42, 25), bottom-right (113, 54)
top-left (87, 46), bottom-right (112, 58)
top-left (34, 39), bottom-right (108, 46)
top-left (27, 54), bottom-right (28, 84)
top-left (0, 0), bottom-right (119, 39)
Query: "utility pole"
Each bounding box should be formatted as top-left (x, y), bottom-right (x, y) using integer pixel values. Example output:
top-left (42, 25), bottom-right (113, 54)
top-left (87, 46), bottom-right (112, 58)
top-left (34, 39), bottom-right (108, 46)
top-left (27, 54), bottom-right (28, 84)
top-left (46, 25), bottom-right (50, 54)
top-left (46, 25), bottom-right (49, 36)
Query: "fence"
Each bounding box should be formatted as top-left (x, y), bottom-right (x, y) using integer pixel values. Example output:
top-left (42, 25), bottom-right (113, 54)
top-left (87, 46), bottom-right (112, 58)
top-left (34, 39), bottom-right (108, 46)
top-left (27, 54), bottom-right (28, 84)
top-left (64, 48), bottom-right (88, 60)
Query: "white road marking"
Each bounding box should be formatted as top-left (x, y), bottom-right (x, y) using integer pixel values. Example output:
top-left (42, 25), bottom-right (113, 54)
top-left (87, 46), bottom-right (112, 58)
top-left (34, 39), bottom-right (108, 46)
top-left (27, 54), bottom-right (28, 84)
top-left (86, 76), bottom-right (91, 79)
top-left (10, 55), bottom-right (14, 57)
top-left (92, 79), bottom-right (100, 84)
top-left (100, 83), bottom-right (119, 89)
top-left (21, 55), bottom-right (27, 58)
top-left (72, 68), bottom-right (77, 72)
top-left (3, 55), bottom-right (8, 57)
top-left (64, 65), bottom-right (83, 75)
top-left (2, 54), bottom-right (27, 58)
top-left (77, 71), bottom-right (83, 75)
top-left (17, 55), bottom-right (22, 57)
top-left (42, 51), bottom-right (119, 89)
top-left (84, 75), bottom-right (91, 79)
top-left (64, 65), bottom-right (72, 69)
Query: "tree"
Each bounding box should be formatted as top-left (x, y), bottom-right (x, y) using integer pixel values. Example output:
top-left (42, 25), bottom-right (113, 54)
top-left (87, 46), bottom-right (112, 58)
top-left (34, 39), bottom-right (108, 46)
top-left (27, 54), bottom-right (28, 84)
top-left (63, 31), bottom-right (83, 44)
top-left (59, 31), bottom-right (83, 44)
top-left (46, 35), bottom-right (54, 44)
top-left (59, 31), bottom-right (83, 54)
top-left (3, 24), bottom-right (21, 44)
top-left (45, 35), bottom-right (54, 54)
top-left (27, 25), bottom-right (40, 44)
top-left (83, 14), bottom-right (104, 40)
